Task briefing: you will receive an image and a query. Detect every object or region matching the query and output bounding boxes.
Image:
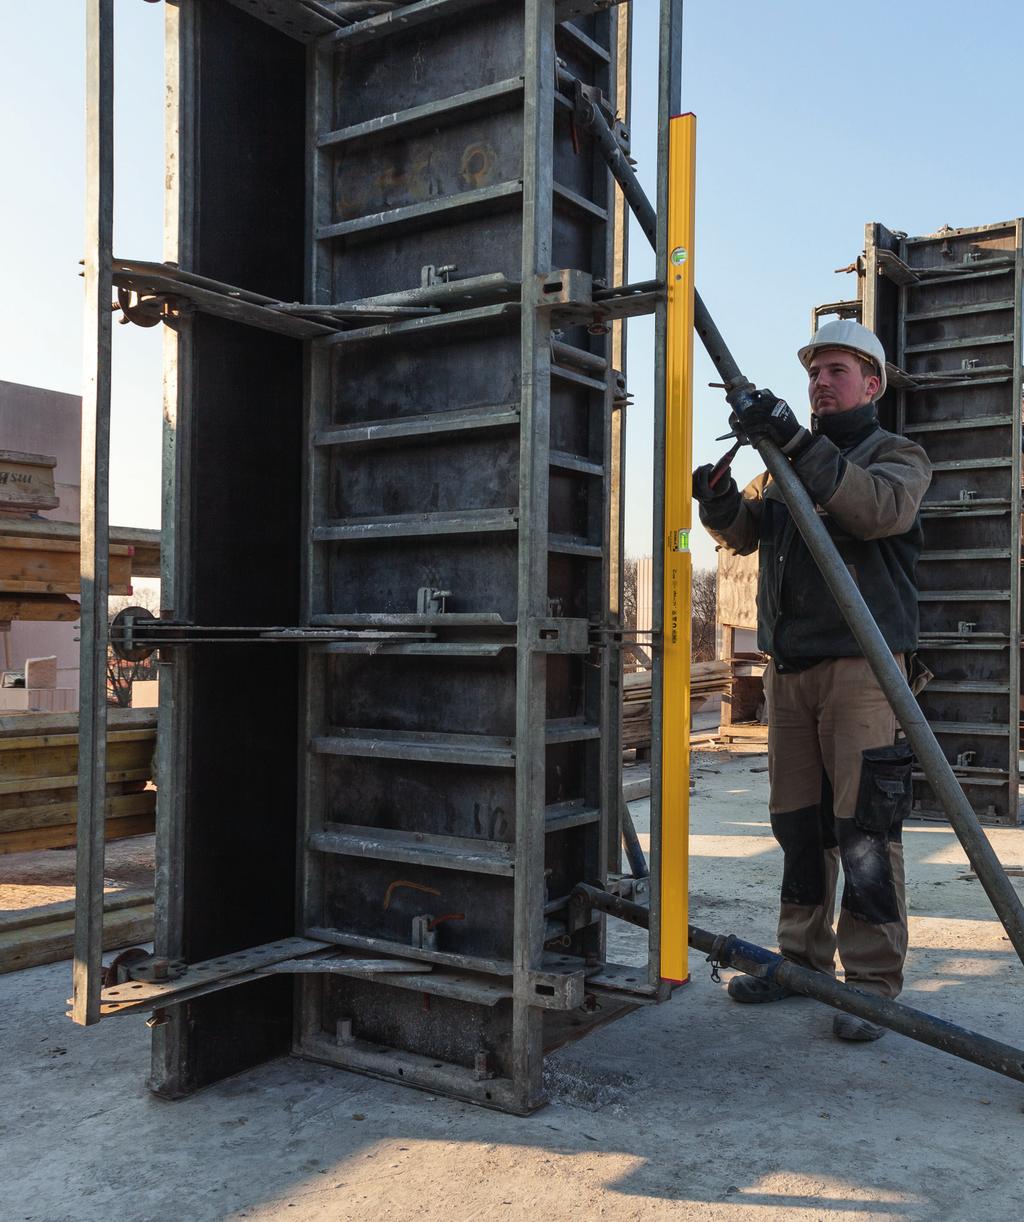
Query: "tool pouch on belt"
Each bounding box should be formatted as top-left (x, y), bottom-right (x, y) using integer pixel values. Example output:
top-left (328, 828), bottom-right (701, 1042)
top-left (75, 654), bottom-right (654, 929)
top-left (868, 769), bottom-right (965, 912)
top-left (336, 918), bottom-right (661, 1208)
top-left (838, 743), bottom-right (913, 925)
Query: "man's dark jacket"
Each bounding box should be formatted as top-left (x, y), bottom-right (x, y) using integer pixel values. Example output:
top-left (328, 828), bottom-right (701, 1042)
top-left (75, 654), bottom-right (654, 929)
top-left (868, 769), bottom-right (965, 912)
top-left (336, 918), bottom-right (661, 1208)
top-left (699, 404), bottom-right (933, 670)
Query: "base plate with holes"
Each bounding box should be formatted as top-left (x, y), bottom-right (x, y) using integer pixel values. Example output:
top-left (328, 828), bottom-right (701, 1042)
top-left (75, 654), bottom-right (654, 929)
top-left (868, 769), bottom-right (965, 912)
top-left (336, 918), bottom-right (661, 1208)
top-left (79, 937), bottom-right (330, 1018)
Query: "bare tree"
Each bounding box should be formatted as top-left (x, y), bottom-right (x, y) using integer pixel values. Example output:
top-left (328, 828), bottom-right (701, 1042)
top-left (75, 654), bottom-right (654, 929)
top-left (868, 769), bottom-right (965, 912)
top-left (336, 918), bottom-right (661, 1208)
top-left (691, 567), bottom-right (717, 662)
top-left (622, 556), bottom-right (638, 629)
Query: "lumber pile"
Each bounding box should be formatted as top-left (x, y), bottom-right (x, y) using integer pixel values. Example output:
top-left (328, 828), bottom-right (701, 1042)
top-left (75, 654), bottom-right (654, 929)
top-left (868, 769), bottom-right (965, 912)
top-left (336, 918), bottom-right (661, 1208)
top-left (718, 721), bottom-right (769, 745)
top-left (622, 661), bottom-right (731, 757)
top-left (0, 887), bottom-right (154, 975)
top-left (0, 709), bottom-right (157, 854)
top-left (718, 652), bottom-right (768, 744)
top-left (691, 659), bottom-right (732, 700)
top-left (0, 516), bottom-right (160, 625)
top-left (622, 671), bottom-right (653, 754)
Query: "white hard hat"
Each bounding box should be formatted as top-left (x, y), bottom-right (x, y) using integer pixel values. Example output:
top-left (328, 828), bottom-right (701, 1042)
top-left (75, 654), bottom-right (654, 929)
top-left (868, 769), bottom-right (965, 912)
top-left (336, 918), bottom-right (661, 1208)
top-left (797, 319), bottom-right (888, 398)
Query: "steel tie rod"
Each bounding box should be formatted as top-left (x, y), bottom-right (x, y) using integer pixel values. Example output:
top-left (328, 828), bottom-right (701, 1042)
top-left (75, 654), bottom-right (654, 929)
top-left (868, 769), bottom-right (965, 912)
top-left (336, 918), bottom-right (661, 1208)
top-left (570, 81), bottom-right (1024, 966)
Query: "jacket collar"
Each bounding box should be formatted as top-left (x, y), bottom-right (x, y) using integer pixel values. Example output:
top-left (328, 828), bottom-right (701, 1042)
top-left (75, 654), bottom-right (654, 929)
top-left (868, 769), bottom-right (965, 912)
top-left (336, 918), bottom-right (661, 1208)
top-left (811, 401), bottom-right (878, 450)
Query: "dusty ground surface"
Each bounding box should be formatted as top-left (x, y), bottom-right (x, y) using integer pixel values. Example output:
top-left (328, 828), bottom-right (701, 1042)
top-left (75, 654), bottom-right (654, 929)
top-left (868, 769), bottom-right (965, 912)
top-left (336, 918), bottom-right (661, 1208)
top-left (0, 835), bottom-right (155, 910)
top-left (2, 743), bottom-right (1023, 1221)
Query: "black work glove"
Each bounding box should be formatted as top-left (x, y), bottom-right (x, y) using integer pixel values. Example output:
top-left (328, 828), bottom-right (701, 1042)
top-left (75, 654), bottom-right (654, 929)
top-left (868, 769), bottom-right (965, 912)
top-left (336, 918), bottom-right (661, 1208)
top-left (693, 464), bottom-right (742, 531)
top-left (730, 389), bottom-right (813, 458)
top-left (692, 463), bottom-right (738, 504)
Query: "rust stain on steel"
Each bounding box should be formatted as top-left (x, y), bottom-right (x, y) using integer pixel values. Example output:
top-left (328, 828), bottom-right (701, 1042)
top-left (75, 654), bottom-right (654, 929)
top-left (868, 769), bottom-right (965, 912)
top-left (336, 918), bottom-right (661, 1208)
top-left (460, 142), bottom-right (497, 189)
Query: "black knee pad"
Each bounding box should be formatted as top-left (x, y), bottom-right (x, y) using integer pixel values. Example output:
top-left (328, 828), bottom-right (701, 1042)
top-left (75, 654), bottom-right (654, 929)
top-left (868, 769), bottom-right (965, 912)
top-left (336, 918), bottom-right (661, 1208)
top-left (838, 743), bottom-right (912, 925)
top-left (770, 805), bottom-right (827, 906)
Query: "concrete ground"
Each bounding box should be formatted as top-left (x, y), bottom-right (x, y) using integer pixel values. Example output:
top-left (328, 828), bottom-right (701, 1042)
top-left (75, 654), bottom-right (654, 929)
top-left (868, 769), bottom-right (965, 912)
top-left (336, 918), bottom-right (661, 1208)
top-left (2, 744), bottom-right (1023, 1221)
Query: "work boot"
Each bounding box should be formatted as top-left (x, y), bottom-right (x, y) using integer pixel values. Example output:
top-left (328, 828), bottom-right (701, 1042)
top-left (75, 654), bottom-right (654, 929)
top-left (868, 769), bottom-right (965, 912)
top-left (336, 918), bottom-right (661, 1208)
top-left (833, 1012), bottom-right (885, 1041)
top-left (726, 974), bottom-right (798, 1004)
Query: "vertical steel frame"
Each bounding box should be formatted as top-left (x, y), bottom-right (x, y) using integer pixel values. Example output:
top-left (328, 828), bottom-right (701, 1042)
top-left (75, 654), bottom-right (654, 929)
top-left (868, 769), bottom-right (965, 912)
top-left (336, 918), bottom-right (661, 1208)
top-left (73, 0), bottom-right (114, 1027)
top-left (605, 7), bottom-right (632, 874)
top-left (149, 0), bottom-right (196, 1092)
top-left (510, 0), bottom-right (557, 1113)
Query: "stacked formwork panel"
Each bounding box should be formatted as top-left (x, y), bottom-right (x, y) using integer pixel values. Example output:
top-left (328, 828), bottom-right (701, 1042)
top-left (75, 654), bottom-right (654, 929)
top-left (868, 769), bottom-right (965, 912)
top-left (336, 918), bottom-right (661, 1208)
top-left (74, 0), bottom-right (687, 1116)
top-left (859, 222), bottom-right (1024, 825)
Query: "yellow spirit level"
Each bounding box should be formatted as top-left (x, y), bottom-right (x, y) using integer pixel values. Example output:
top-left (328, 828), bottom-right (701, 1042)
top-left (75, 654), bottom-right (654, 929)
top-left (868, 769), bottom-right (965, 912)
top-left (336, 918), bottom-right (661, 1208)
top-left (659, 112), bottom-right (695, 984)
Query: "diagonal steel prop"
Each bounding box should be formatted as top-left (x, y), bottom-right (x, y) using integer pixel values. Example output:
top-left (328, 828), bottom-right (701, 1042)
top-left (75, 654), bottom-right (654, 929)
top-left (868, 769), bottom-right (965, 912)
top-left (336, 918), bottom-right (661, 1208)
top-left (572, 885), bottom-right (1024, 1088)
top-left (570, 84), bottom-right (1024, 967)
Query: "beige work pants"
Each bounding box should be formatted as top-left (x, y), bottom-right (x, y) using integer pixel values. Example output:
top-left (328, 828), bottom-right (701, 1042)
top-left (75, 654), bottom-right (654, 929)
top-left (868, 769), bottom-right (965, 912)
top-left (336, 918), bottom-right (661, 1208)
top-left (764, 656), bottom-right (909, 999)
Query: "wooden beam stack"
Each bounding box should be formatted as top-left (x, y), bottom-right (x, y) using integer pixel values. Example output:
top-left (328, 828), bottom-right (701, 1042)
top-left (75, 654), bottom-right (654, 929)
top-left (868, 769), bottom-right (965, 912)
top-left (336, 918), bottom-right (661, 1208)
top-left (622, 661), bottom-right (731, 757)
top-left (0, 517), bottom-right (160, 625)
top-left (0, 709), bottom-right (157, 854)
top-left (0, 888), bottom-right (154, 975)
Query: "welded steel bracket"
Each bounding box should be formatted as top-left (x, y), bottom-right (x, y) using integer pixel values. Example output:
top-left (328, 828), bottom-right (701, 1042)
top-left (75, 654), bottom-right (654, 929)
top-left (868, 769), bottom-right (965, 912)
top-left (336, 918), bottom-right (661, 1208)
top-left (538, 268), bottom-right (664, 325)
top-left (84, 938), bottom-right (333, 1018)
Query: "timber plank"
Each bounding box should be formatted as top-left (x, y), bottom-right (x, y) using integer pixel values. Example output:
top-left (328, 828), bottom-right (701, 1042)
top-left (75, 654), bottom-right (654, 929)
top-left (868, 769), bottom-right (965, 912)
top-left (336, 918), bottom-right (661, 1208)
top-left (0, 739), bottom-right (155, 783)
top-left (0, 902), bottom-right (154, 974)
top-left (0, 536), bottom-right (133, 595)
top-left (0, 886), bottom-right (154, 935)
top-left (0, 769), bottom-right (153, 796)
top-left (0, 519), bottom-right (160, 578)
top-left (0, 595), bottom-right (80, 622)
top-left (0, 709), bottom-right (157, 739)
top-left (0, 790), bottom-right (155, 834)
top-left (0, 812), bottom-right (155, 855)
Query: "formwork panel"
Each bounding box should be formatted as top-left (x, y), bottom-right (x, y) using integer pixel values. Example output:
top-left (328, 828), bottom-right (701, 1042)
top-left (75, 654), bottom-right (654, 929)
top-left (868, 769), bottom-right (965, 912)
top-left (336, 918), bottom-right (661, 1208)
top-left (326, 538), bottom-right (520, 617)
top-left (862, 219), bottom-right (1023, 824)
top-left (148, 0), bottom-right (308, 1095)
top-left (323, 756), bottom-right (516, 841)
top-left (331, 217), bottom-right (526, 297)
top-left (295, 0), bottom-right (630, 1113)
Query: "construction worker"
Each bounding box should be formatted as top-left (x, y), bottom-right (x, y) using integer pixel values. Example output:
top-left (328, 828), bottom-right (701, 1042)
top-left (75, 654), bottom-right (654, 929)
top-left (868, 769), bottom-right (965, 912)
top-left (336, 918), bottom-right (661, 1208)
top-left (692, 319), bottom-right (932, 1041)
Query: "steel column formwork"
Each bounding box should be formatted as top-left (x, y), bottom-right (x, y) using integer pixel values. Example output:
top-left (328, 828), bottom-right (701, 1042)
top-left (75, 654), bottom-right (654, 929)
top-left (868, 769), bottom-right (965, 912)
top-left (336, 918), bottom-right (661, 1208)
top-left (858, 220), bottom-right (1024, 826)
top-left (75, 0), bottom-right (690, 1115)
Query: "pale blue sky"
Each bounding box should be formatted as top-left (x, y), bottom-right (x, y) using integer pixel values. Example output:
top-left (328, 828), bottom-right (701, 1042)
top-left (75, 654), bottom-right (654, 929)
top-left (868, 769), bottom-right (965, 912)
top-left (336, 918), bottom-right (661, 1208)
top-left (2, 2), bottom-right (1023, 565)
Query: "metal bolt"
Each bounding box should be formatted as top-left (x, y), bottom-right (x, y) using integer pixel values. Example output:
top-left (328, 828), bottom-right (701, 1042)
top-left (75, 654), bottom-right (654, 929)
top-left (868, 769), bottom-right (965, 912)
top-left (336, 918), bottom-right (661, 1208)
top-left (474, 1051), bottom-right (495, 1080)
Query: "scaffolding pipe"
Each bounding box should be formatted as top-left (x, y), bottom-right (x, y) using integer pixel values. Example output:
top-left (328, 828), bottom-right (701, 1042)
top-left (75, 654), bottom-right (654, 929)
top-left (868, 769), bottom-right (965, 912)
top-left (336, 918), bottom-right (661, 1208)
top-left (574, 91), bottom-right (1024, 969)
top-left (572, 884), bottom-right (1024, 1088)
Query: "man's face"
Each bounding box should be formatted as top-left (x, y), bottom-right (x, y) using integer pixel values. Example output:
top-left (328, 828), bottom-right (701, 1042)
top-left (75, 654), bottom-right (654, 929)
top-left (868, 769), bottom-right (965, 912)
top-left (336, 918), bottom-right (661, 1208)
top-left (807, 348), bottom-right (880, 416)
